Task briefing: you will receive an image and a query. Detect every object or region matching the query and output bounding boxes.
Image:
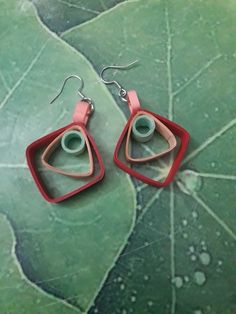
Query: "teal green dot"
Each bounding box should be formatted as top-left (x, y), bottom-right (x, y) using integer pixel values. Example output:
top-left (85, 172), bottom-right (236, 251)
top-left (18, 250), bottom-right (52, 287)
top-left (61, 130), bottom-right (85, 155)
top-left (132, 115), bottom-right (155, 143)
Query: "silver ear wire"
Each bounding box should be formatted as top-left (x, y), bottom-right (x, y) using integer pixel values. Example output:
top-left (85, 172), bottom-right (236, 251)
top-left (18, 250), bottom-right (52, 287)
top-left (50, 75), bottom-right (94, 112)
top-left (100, 60), bottom-right (139, 101)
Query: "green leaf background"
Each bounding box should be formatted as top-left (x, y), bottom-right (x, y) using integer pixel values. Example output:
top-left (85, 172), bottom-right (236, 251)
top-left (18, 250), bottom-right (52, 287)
top-left (1, 0), bottom-right (236, 313)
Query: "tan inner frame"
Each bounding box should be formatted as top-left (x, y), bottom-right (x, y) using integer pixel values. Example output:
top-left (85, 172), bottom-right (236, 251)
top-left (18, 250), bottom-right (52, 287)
top-left (125, 111), bottom-right (177, 163)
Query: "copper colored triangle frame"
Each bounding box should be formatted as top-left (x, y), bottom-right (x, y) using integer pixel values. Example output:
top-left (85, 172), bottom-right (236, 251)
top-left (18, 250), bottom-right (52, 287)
top-left (41, 125), bottom-right (94, 178)
top-left (125, 110), bottom-right (177, 163)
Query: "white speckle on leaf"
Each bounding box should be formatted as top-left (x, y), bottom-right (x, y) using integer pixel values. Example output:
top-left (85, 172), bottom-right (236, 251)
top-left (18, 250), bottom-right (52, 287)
top-left (120, 284), bottom-right (125, 290)
top-left (131, 296), bottom-right (136, 302)
top-left (177, 170), bottom-right (202, 195)
top-left (191, 255), bottom-right (197, 261)
top-left (184, 275), bottom-right (190, 282)
top-left (194, 271), bottom-right (206, 286)
top-left (147, 301), bottom-right (154, 307)
top-left (199, 252), bottom-right (211, 266)
top-left (182, 219), bottom-right (188, 226)
top-left (17, 0), bottom-right (31, 12)
top-left (189, 246), bottom-right (195, 253)
top-left (137, 204), bottom-right (142, 211)
top-left (192, 211), bottom-right (198, 219)
top-left (173, 276), bottom-right (184, 288)
top-left (183, 233), bottom-right (188, 239)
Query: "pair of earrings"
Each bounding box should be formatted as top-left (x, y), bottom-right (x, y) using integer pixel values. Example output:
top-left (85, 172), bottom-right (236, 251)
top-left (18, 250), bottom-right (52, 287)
top-left (26, 62), bottom-right (189, 203)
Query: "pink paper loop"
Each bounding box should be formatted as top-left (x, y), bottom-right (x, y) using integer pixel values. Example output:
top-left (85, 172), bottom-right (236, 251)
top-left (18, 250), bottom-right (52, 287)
top-left (126, 90), bottom-right (141, 114)
top-left (72, 101), bottom-right (92, 125)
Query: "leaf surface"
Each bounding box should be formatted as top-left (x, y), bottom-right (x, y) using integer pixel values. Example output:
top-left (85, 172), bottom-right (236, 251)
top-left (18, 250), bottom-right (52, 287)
top-left (0, 214), bottom-right (78, 313)
top-left (61, 0), bottom-right (236, 313)
top-left (0, 0), bottom-right (136, 312)
top-left (32, 0), bottom-right (125, 33)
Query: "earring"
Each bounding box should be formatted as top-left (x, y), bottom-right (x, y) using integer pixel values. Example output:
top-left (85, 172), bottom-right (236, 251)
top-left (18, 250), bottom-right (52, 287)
top-left (100, 62), bottom-right (189, 187)
top-left (26, 75), bottom-right (105, 203)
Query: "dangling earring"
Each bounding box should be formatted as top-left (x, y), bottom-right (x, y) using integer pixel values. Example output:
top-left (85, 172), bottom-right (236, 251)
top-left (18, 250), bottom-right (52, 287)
top-left (26, 75), bottom-right (105, 203)
top-left (100, 62), bottom-right (189, 187)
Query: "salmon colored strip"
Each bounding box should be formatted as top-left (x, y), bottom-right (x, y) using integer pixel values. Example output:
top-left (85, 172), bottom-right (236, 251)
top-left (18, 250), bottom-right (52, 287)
top-left (41, 125), bottom-right (94, 178)
top-left (125, 110), bottom-right (177, 163)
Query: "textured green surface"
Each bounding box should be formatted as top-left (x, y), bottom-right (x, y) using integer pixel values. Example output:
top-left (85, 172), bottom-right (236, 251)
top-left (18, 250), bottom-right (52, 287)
top-left (62, 1), bottom-right (236, 313)
top-left (32, 0), bottom-right (125, 33)
top-left (0, 0), bottom-right (135, 312)
top-left (1, 0), bottom-right (236, 313)
top-left (0, 214), bottom-right (76, 313)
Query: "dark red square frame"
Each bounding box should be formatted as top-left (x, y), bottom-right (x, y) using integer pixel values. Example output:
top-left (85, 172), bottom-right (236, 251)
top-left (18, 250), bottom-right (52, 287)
top-left (26, 122), bottom-right (105, 203)
top-left (114, 109), bottom-right (190, 187)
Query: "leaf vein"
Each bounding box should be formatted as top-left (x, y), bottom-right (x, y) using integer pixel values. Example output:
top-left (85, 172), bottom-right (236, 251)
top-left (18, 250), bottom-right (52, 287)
top-left (170, 183), bottom-right (176, 314)
top-left (137, 189), bottom-right (163, 224)
top-left (0, 163), bottom-right (27, 169)
top-left (173, 53), bottom-right (222, 97)
top-left (58, 0), bottom-right (101, 14)
top-left (165, 3), bottom-right (173, 120)
top-left (192, 193), bottom-right (236, 241)
top-left (0, 40), bottom-right (48, 110)
top-left (196, 172), bottom-right (236, 180)
top-left (183, 117), bottom-right (236, 165)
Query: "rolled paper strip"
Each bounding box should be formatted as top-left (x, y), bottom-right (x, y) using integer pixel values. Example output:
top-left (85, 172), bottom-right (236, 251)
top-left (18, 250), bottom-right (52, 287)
top-left (27, 122), bottom-right (105, 203)
top-left (61, 130), bottom-right (85, 155)
top-left (113, 90), bottom-right (190, 188)
top-left (132, 114), bottom-right (156, 143)
top-left (41, 125), bottom-right (94, 178)
top-left (126, 111), bottom-right (177, 163)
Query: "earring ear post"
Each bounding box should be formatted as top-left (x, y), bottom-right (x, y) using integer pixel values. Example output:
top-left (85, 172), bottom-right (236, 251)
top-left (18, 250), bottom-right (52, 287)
top-left (26, 74), bottom-right (104, 203)
top-left (50, 75), bottom-right (93, 107)
top-left (100, 60), bottom-right (139, 101)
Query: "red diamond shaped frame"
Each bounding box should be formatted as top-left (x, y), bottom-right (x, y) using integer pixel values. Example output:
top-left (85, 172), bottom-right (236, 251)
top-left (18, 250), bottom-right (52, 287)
top-left (114, 105), bottom-right (190, 187)
top-left (26, 122), bottom-right (105, 203)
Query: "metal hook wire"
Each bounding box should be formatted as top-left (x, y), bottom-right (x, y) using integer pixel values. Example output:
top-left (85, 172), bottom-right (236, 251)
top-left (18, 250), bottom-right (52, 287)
top-left (100, 60), bottom-right (139, 101)
top-left (50, 75), bottom-right (93, 111)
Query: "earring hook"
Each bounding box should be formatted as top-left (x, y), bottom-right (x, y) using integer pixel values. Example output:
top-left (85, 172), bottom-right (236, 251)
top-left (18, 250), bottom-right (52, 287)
top-left (50, 75), bottom-right (94, 112)
top-left (100, 60), bottom-right (139, 101)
